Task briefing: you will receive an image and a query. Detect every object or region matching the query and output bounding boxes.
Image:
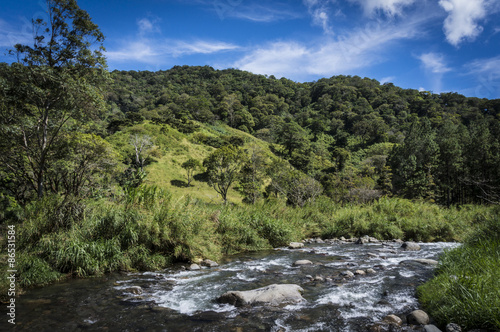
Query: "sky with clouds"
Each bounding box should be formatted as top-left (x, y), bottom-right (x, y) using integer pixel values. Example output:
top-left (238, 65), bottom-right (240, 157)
top-left (1, 0), bottom-right (500, 99)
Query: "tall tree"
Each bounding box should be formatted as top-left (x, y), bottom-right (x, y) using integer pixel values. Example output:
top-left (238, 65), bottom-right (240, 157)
top-left (203, 145), bottom-right (247, 204)
top-left (0, 0), bottom-right (107, 200)
top-left (389, 118), bottom-right (439, 200)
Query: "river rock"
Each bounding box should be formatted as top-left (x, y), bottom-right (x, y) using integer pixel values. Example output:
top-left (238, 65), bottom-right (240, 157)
top-left (124, 286), bottom-right (143, 295)
top-left (354, 270), bottom-right (366, 275)
top-left (401, 242), bottom-right (421, 251)
top-left (366, 268), bottom-right (376, 274)
top-left (446, 323), bottom-right (462, 332)
top-left (400, 259), bottom-right (439, 267)
top-left (383, 314), bottom-right (403, 326)
top-left (188, 263), bottom-right (201, 270)
top-left (217, 284), bottom-right (304, 307)
top-left (341, 270), bottom-right (355, 278)
top-left (407, 310), bottom-right (430, 325)
top-left (356, 236), bottom-right (370, 244)
top-left (293, 260), bottom-right (313, 266)
top-left (289, 242), bottom-right (304, 249)
top-left (201, 259), bottom-right (219, 267)
top-left (425, 325), bottom-right (443, 332)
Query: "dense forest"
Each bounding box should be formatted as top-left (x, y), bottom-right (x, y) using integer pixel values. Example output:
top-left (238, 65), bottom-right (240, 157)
top-left (98, 66), bottom-right (500, 206)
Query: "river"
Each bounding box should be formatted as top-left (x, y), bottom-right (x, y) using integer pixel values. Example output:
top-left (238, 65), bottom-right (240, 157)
top-left (11, 240), bottom-right (458, 331)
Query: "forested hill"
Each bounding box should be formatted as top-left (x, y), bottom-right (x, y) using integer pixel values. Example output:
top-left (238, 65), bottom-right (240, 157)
top-left (104, 65), bottom-right (500, 206)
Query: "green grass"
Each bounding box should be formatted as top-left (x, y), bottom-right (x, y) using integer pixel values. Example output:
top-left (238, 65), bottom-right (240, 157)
top-left (1, 185), bottom-right (497, 303)
top-left (418, 208), bottom-right (500, 331)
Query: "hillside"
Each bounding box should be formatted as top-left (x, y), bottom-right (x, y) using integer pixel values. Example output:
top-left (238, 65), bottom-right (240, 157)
top-left (103, 66), bottom-right (500, 206)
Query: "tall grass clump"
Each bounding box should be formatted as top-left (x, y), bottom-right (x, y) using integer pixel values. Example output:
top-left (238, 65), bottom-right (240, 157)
top-left (418, 207), bottom-right (500, 331)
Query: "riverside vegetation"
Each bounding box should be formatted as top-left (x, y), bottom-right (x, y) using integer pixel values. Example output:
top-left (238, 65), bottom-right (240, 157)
top-left (1, 1), bottom-right (500, 331)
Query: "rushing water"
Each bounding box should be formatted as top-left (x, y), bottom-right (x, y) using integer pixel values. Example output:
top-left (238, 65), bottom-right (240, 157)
top-left (10, 240), bottom-right (459, 331)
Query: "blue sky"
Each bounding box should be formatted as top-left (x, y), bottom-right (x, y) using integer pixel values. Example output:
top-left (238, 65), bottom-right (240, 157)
top-left (1, 0), bottom-right (500, 99)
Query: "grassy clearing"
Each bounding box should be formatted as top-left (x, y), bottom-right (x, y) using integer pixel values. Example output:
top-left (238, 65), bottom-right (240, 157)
top-left (418, 208), bottom-right (500, 331)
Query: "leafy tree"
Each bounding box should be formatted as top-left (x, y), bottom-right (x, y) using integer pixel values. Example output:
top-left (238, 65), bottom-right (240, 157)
top-left (237, 146), bottom-right (266, 204)
top-left (276, 121), bottom-right (310, 158)
top-left (0, 0), bottom-right (107, 200)
top-left (203, 145), bottom-right (247, 204)
top-left (267, 160), bottom-right (322, 207)
top-left (181, 158), bottom-right (201, 187)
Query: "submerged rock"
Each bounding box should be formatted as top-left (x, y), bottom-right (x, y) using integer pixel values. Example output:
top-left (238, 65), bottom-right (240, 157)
top-left (123, 286), bottom-right (143, 295)
top-left (400, 259), bottom-right (438, 266)
top-left (217, 284), bottom-right (305, 307)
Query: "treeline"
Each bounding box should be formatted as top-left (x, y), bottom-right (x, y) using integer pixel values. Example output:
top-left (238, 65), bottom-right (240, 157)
top-left (104, 66), bottom-right (500, 206)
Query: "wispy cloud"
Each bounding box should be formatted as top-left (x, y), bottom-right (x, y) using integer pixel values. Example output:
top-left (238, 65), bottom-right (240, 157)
top-left (303, 0), bottom-right (335, 35)
top-left (234, 17), bottom-right (423, 80)
top-left (105, 17), bottom-right (239, 64)
top-left (207, 1), bottom-right (300, 22)
top-left (349, 0), bottom-right (417, 16)
top-left (416, 52), bottom-right (451, 93)
top-left (417, 52), bottom-right (451, 74)
top-left (465, 55), bottom-right (500, 97)
top-left (0, 18), bottom-right (32, 48)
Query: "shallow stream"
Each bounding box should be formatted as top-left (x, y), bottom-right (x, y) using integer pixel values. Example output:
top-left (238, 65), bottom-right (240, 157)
top-left (10, 240), bottom-right (458, 331)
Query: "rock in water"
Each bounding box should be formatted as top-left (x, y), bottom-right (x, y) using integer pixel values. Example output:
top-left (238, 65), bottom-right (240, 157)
top-left (407, 310), bottom-right (430, 325)
top-left (217, 284), bottom-right (305, 307)
top-left (288, 242), bottom-right (304, 249)
top-left (187, 263), bottom-right (201, 270)
top-left (400, 259), bottom-right (439, 266)
top-left (401, 242), bottom-right (421, 251)
top-left (383, 314), bottom-right (403, 326)
top-left (201, 259), bottom-right (219, 267)
top-left (425, 325), bottom-right (443, 332)
top-left (293, 260), bottom-right (313, 266)
top-left (446, 323), bottom-right (461, 332)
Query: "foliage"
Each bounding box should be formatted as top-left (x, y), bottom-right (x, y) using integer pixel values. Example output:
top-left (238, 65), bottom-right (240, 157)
top-left (0, 0), bottom-right (108, 201)
top-left (203, 145), bottom-right (247, 203)
top-left (419, 208), bottom-right (500, 330)
top-left (181, 158), bottom-right (202, 186)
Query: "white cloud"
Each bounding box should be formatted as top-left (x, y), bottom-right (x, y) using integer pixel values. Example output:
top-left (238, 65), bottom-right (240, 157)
top-left (106, 39), bottom-right (239, 63)
top-left (350, 0), bottom-right (417, 16)
top-left (303, 0), bottom-right (335, 35)
top-left (417, 52), bottom-right (451, 73)
top-left (380, 76), bottom-right (396, 84)
top-left (209, 1), bottom-right (300, 22)
top-left (106, 15), bottom-right (239, 64)
top-left (438, 0), bottom-right (487, 46)
top-left (234, 19), bottom-right (421, 80)
top-left (137, 17), bottom-right (161, 36)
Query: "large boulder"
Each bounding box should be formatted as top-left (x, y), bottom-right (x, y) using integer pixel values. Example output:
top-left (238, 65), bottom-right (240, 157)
top-left (217, 284), bottom-right (305, 307)
top-left (407, 310), bottom-right (430, 325)
top-left (401, 242), bottom-right (421, 251)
